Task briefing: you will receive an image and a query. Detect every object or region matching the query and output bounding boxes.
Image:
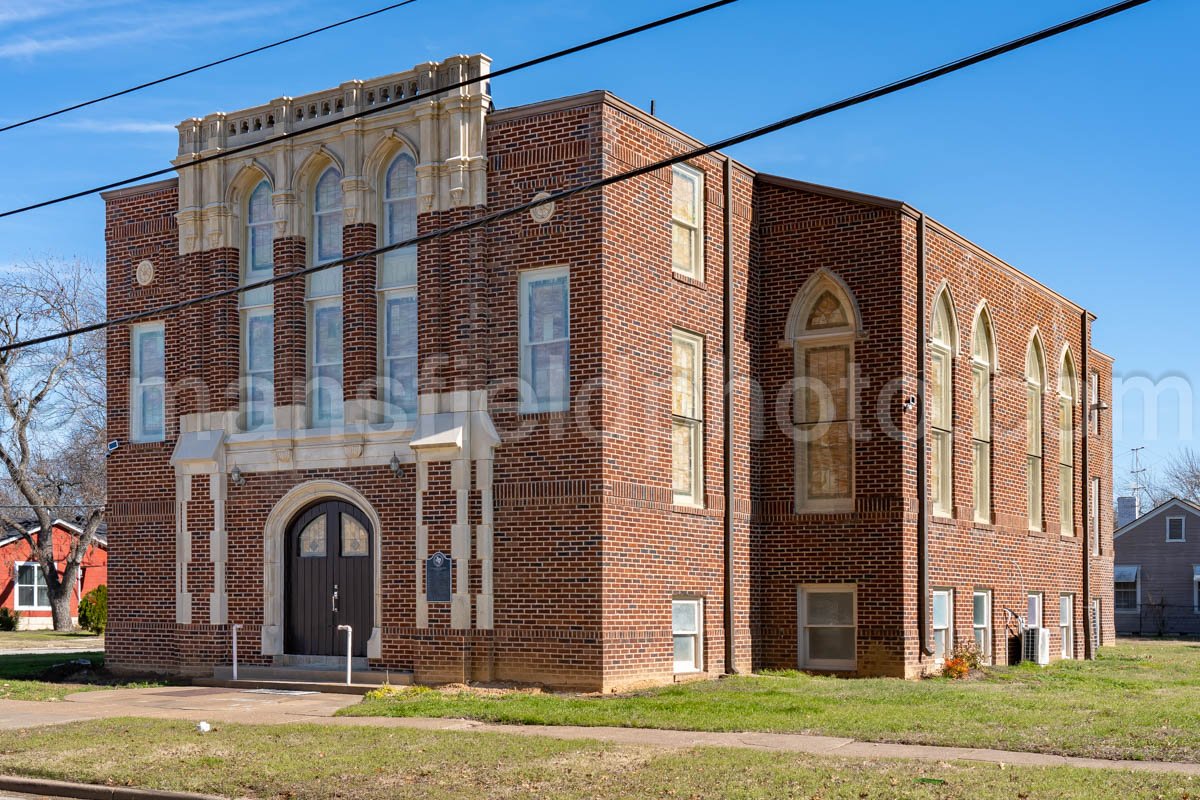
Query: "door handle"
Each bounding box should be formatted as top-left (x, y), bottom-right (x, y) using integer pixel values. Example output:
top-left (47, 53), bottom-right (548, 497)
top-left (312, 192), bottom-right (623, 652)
top-left (332, 584), bottom-right (339, 613)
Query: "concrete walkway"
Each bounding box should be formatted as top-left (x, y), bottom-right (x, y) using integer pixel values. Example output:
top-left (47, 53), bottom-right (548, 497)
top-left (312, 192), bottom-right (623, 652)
top-left (1, 686), bottom-right (1197, 777)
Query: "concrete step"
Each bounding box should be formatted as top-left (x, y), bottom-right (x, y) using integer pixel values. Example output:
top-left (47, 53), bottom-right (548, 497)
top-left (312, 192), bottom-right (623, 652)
top-left (210, 664), bottom-right (410, 687)
top-left (278, 654), bottom-right (370, 670)
top-left (193, 677), bottom-right (405, 695)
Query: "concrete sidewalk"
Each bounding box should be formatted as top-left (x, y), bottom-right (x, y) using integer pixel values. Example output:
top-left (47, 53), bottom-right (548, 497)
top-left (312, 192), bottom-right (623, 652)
top-left (1, 686), bottom-right (1197, 777)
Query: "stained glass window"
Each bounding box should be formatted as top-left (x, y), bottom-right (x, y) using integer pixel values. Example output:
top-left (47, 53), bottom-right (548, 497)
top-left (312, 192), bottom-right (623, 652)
top-left (341, 513), bottom-right (368, 557)
top-left (298, 516), bottom-right (326, 557)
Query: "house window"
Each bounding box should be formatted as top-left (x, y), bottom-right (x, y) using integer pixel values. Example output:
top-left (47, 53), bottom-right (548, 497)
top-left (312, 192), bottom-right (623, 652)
top-left (131, 322), bottom-right (165, 442)
top-left (519, 266), bottom-right (570, 414)
top-left (672, 598), bottom-right (703, 673)
top-left (930, 291), bottom-right (955, 518)
top-left (308, 166), bottom-right (344, 427)
top-left (1026, 335), bottom-right (1046, 531)
top-left (380, 152), bottom-right (419, 424)
top-left (671, 164), bottom-right (703, 280)
top-left (1090, 477), bottom-right (1102, 556)
top-left (971, 307), bottom-right (994, 524)
top-left (241, 179), bottom-right (274, 431)
top-left (1193, 567), bottom-right (1200, 614)
top-left (798, 585), bottom-right (856, 670)
top-left (1059, 352), bottom-right (1077, 536)
top-left (973, 589), bottom-right (992, 663)
top-left (1167, 516), bottom-right (1185, 542)
top-left (932, 588), bottom-right (953, 661)
top-left (1027, 592), bottom-right (1044, 629)
top-left (15, 563), bottom-right (50, 610)
top-left (1089, 371), bottom-right (1101, 436)
top-left (1092, 598), bottom-right (1102, 647)
top-left (1060, 594), bottom-right (1074, 659)
top-left (1114, 566), bottom-right (1139, 613)
top-left (791, 280), bottom-right (857, 513)
top-left (672, 330), bottom-right (704, 507)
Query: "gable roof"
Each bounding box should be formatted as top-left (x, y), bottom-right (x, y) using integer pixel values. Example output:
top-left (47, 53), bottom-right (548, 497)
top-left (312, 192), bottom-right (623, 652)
top-left (0, 518), bottom-right (108, 549)
top-left (1113, 496), bottom-right (1200, 539)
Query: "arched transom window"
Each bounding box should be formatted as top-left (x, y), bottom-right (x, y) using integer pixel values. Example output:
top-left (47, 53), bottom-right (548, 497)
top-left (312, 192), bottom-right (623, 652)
top-left (379, 152), bottom-right (418, 423)
top-left (970, 306), bottom-right (994, 524)
top-left (789, 277), bottom-right (858, 513)
top-left (929, 289), bottom-right (956, 518)
top-left (1026, 334), bottom-right (1046, 531)
top-left (1059, 350), bottom-right (1077, 536)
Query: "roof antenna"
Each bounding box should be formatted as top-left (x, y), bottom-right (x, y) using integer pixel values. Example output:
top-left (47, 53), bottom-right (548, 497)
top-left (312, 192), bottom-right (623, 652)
top-left (650, 99), bottom-right (656, 116)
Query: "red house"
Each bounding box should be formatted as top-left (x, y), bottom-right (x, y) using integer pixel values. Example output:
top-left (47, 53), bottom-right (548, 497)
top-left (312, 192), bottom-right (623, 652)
top-left (0, 519), bottom-right (108, 629)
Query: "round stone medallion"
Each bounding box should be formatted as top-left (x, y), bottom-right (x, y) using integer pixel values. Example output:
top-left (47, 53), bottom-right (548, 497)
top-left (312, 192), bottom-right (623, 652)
top-left (135, 259), bottom-right (155, 286)
top-left (530, 191), bottom-right (555, 223)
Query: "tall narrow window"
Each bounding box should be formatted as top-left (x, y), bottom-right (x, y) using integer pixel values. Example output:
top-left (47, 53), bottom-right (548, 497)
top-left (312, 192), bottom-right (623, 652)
top-left (672, 598), bottom-right (703, 673)
top-left (932, 588), bottom-right (953, 661)
top-left (242, 179), bottom-right (274, 431)
top-left (380, 152), bottom-right (418, 423)
top-left (671, 164), bottom-right (704, 280)
top-left (308, 167), bottom-right (344, 427)
top-left (971, 307), bottom-right (993, 524)
top-left (973, 589), bottom-right (992, 664)
top-left (1089, 371), bottom-right (1101, 436)
top-left (790, 278), bottom-right (857, 513)
top-left (1026, 335), bottom-right (1046, 531)
top-left (1059, 351), bottom-right (1077, 536)
top-left (1027, 592), bottom-right (1044, 629)
top-left (1060, 594), bottom-right (1074, 659)
top-left (1090, 476), bottom-right (1102, 555)
top-left (672, 330), bottom-right (704, 506)
top-left (131, 322), bottom-right (165, 442)
top-left (519, 266), bottom-right (570, 413)
top-left (930, 291), bottom-right (956, 518)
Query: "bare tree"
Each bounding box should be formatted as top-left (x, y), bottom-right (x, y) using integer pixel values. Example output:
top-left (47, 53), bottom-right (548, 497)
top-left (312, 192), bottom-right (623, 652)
top-left (0, 259), bottom-right (105, 630)
top-left (1149, 448), bottom-right (1200, 508)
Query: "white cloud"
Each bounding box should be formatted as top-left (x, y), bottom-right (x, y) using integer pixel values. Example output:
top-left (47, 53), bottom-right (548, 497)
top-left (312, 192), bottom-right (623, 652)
top-left (0, 2), bottom-right (285, 60)
top-left (58, 119), bottom-right (177, 134)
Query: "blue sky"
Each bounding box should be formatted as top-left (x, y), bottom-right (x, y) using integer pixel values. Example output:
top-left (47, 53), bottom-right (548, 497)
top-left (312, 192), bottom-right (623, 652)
top-left (0, 0), bottom-right (1193, 494)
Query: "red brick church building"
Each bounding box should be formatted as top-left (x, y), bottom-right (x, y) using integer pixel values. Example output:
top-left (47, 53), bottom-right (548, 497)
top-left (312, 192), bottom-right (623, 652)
top-left (104, 54), bottom-right (1114, 689)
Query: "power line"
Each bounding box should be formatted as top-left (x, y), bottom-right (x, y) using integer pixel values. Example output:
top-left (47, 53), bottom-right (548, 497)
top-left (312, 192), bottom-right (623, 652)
top-left (0, 0), bottom-right (1153, 355)
top-left (0, 0), bottom-right (740, 219)
top-left (0, 0), bottom-right (422, 134)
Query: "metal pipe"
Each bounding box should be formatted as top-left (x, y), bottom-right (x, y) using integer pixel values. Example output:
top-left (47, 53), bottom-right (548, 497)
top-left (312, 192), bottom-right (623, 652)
top-left (231, 623), bottom-right (241, 681)
top-left (722, 156), bottom-right (738, 674)
top-left (916, 214), bottom-right (934, 658)
top-left (338, 625), bottom-right (353, 685)
top-left (1081, 311), bottom-right (1093, 659)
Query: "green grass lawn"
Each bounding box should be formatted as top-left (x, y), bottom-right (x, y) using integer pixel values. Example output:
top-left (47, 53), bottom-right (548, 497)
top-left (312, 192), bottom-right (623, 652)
top-left (0, 629), bottom-right (101, 645)
top-left (3, 718), bottom-right (1197, 800)
top-left (343, 638), bottom-right (1200, 763)
top-left (0, 651), bottom-right (162, 701)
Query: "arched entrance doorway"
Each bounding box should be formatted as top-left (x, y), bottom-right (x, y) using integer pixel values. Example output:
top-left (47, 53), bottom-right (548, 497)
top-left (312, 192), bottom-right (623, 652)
top-left (284, 500), bottom-right (373, 657)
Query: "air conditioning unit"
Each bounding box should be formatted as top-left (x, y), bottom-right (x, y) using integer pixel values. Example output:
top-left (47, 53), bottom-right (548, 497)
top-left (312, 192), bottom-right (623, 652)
top-left (1022, 627), bottom-right (1050, 666)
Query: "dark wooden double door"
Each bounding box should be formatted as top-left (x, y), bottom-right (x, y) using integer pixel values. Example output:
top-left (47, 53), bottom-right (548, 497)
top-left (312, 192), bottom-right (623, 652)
top-left (285, 500), bottom-right (373, 657)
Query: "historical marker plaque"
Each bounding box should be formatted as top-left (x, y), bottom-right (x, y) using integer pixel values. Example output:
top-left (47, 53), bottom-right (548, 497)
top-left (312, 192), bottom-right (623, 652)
top-left (426, 552), bottom-right (451, 602)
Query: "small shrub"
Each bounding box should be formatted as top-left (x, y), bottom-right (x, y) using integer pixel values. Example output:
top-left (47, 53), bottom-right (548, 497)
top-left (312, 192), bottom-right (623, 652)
top-left (941, 656), bottom-right (969, 679)
top-left (951, 641), bottom-right (987, 672)
top-left (0, 606), bottom-right (20, 631)
top-left (78, 585), bottom-right (107, 634)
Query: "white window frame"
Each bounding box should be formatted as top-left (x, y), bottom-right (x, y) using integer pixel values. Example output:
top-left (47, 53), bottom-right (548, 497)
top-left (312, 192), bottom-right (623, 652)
top-left (379, 152), bottom-right (419, 425)
top-left (929, 292), bottom-right (955, 519)
top-left (1114, 566), bottom-right (1140, 614)
top-left (1026, 339), bottom-right (1045, 532)
top-left (241, 179), bottom-right (274, 432)
top-left (518, 266), bottom-right (570, 414)
top-left (14, 561), bottom-right (51, 611)
top-left (671, 330), bottom-right (705, 507)
top-left (1193, 567), bottom-right (1200, 614)
top-left (1167, 516), bottom-right (1186, 542)
top-left (1027, 592), bottom-right (1044, 629)
top-left (932, 588), bottom-right (954, 662)
top-left (672, 597), bottom-right (703, 673)
top-left (670, 163), bottom-right (704, 280)
top-left (130, 321), bottom-right (165, 443)
top-left (1059, 367), bottom-right (1075, 537)
top-left (1090, 476), bottom-right (1101, 556)
top-left (1060, 594), bottom-right (1074, 659)
top-left (797, 584), bottom-right (857, 671)
top-left (972, 589), bottom-right (992, 664)
top-left (1089, 370), bottom-right (1100, 436)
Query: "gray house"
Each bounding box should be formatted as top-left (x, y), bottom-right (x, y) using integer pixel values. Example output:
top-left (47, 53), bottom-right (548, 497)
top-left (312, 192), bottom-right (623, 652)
top-left (1114, 497), bottom-right (1200, 636)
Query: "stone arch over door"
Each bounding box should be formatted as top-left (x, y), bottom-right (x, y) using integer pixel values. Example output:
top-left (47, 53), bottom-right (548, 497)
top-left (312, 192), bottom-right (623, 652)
top-left (262, 480), bottom-right (382, 657)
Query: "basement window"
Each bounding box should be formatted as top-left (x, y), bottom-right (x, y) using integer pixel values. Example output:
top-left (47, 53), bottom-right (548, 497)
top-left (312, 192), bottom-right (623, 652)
top-left (672, 598), bottom-right (703, 673)
top-left (797, 585), bottom-right (856, 670)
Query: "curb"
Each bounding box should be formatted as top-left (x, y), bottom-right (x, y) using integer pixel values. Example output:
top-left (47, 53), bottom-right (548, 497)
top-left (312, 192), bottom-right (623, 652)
top-left (0, 775), bottom-right (224, 800)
